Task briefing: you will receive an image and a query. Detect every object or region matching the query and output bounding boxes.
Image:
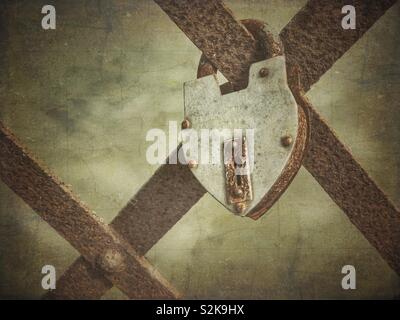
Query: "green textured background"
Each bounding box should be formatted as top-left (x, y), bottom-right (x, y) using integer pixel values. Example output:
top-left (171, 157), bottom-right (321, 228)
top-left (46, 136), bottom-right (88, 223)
top-left (0, 0), bottom-right (399, 299)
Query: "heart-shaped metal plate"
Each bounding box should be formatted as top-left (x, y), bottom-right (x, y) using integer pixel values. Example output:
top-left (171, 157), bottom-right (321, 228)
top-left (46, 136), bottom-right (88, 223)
top-left (183, 56), bottom-right (299, 216)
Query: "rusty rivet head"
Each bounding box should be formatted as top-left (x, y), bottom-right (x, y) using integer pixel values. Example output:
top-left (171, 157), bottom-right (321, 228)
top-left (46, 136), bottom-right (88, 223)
top-left (281, 135), bottom-right (293, 147)
top-left (234, 202), bottom-right (247, 214)
top-left (188, 160), bottom-right (198, 169)
top-left (259, 67), bottom-right (269, 78)
top-left (181, 119), bottom-right (191, 129)
top-left (97, 249), bottom-right (126, 274)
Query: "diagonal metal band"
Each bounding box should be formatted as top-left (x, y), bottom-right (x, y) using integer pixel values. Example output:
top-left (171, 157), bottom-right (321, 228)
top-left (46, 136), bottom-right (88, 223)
top-left (303, 102), bottom-right (400, 275)
top-left (50, 0), bottom-right (399, 298)
top-left (282, 0), bottom-right (400, 274)
top-left (154, 0), bottom-right (261, 91)
top-left (281, 0), bottom-right (398, 91)
top-left (153, 0), bottom-right (400, 272)
top-left (0, 122), bottom-right (180, 299)
top-left (46, 153), bottom-right (206, 299)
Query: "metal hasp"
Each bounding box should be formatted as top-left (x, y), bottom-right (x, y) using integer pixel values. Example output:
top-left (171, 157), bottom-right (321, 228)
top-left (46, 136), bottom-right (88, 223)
top-left (184, 56), bottom-right (299, 216)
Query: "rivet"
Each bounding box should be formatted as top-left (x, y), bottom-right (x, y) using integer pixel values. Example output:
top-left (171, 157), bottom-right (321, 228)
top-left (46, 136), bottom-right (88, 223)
top-left (188, 160), bottom-right (198, 169)
top-left (281, 135), bottom-right (293, 147)
top-left (97, 249), bottom-right (126, 274)
top-left (181, 119), bottom-right (191, 129)
top-left (259, 67), bottom-right (269, 78)
top-left (234, 202), bottom-right (246, 214)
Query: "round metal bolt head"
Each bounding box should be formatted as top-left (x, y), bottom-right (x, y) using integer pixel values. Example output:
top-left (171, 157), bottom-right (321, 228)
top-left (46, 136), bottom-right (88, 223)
top-left (181, 119), bottom-right (191, 129)
top-left (281, 135), bottom-right (293, 147)
top-left (259, 67), bottom-right (269, 78)
top-left (97, 249), bottom-right (126, 274)
top-left (188, 160), bottom-right (198, 169)
top-left (234, 202), bottom-right (247, 214)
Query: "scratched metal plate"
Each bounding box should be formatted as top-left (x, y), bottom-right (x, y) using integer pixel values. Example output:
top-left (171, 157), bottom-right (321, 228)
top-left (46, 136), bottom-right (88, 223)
top-left (184, 56), bottom-right (298, 215)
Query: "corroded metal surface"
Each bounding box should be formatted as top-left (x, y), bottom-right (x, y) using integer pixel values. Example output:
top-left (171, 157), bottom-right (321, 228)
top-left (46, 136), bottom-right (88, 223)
top-left (45, 257), bottom-right (113, 300)
top-left (47, 0), bottom-right (400, 299)
top-left (185, 56), bottom-right (300, 215)
top-left (281, 0), bottom-right (397, 91)
top-left (162, 0), bottom-right (400, 274)
top-left (154, 0), bottom-right (261, 90)
top-left (224, 137), bottom-right (253, 215)
top-left (303, 104), bottom-right (400, 275)
top-left (196, 20), bottom-right (307, 219)
top-left (111, 150), bottom-right (206, 256)
top-left (46, 152), bottom-right (206, 299)
top-left (48, 19), bottom-right (291, 298)
top-left (282, 0), bottom-right (400, 274)
top-left (195, 19), bottom-right (283, 94)
top-left (0, 122), bottom-right (180, 299)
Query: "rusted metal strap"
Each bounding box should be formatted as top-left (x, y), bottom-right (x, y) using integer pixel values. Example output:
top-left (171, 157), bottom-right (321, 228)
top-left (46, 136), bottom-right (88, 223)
top-left (111, 151), bottom-right (206, 256)
top-left (0, 122), bottom-right (180, 299)
top-left (46, 154), bottom-right (205, 299)
top-left (281, 0), bottom-right (400, 274)
top-left (155, 0), bottom-right (400, 273)
top-left (154, 0), bottom-right (262, 90)
top-left (44, 257), bottom-right (113, 300)
top-left (51, 0), bottom-right (400, 298)
top-left (195, 19), bottom-right (306, 220)
top-left (303, 102), bottom-right (400, 274)
top-left (281, 0), bottom-right (397, 91)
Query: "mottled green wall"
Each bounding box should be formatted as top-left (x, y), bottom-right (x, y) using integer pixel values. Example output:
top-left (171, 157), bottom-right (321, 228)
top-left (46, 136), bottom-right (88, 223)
top-left (0, 0), bottom-right (399, 299)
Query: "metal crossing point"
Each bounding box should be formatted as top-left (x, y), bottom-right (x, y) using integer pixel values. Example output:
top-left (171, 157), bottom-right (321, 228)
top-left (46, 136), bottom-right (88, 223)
top-left (0, 0), bottom-right (399, 299)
